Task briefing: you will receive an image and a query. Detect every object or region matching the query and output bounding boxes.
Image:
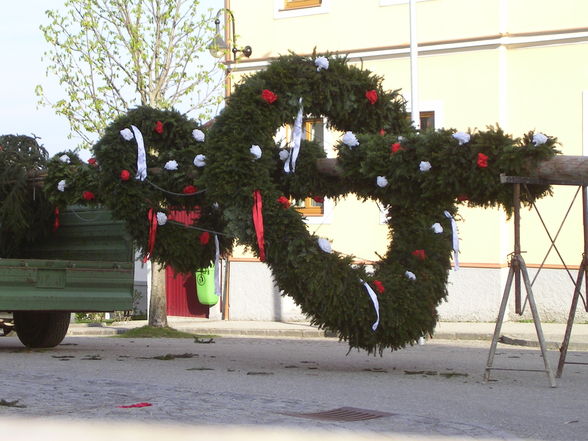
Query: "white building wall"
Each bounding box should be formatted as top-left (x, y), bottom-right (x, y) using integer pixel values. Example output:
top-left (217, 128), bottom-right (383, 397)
top-left (227, 261), bottom-right (308, 321)
top-left (226, 262), bottom-right (588, 323)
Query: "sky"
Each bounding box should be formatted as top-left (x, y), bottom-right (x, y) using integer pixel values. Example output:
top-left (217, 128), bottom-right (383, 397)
top-left (0, 0), bottom-right (222, 158)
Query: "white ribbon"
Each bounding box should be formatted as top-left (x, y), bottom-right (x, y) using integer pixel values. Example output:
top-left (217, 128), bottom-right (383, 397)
top-left (444, 210), bottom-right (459, 270)
top-left (131, 125), bottom-right (147, 181)
top-left (284, 97), bottom-right (304, 174)
top-left (360, 279), bottom-right (380, 331)
top-left (214, 234), bottom-right (221, 296)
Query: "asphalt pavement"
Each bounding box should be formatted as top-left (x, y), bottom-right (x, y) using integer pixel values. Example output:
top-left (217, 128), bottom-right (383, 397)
top-left (2, 332), bottom-right (588, 441)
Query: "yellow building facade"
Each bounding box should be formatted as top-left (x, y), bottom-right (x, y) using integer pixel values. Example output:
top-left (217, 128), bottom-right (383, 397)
top-left (217, 0), bottom-right (588, 323)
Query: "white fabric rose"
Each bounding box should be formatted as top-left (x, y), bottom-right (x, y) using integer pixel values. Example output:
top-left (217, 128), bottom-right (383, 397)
top-left (120, 128), bottom-right (134, 141)
top-left (452, 132), bottom-right (470, 145)
top-left (431, 223), bottom-right (443, 234)
top-left (250, 145), bottom-right (262, 159)
top-left (59, 154), bottom-right (70, 164)
top-left (193, 154), bottom-right (206, 167)
top-left (315, 56), bottom-right (329, 71)
top-left (532, 133), bottom-right (548, 146)
top-left (164, 160), bottom-right (178, 171)
top-left (419, 161), bottom-right (432, 172)
top-left (317, 238), bottom-right (332, 254)
top-left (376, 176), bottom-right (388, 188)
top-left (192, 129), bottom-right (205, 142)
top-left (57, 179), bottom-right (67, 192)
top-left (405, 271), bottom-right (416, 281)
top-left (342, 131), bottom-right (359, 148)
top-left (156, 212), bottom-right (168, 226)
top-left (279, 149), bottom-right (290, 161)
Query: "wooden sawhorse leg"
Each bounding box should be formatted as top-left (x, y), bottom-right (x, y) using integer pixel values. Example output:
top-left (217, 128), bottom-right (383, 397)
top-left (484, 254), bottom-right (556, 387)
top-left (556, 254), bottom-right (587, 378)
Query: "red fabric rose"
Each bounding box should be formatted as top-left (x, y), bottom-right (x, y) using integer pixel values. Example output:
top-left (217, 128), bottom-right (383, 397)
top-left (365, 90), bottom-right (378, 105)
top-left (277, 196), bottom-right (291, 208)
top-left (391, 142), bottom-right (404, 154)
top-left (261, 89), bottom-right (278, 104)
top-left (154, 121), bottom-right (164, 134)
top-left (312, 195), bottom-right (324, 203)
top-left (88, 158), bottom-right (97, 166)
top-left (183, 185), bottom-right (198, 194)
top-left (82, 191), bottom-right (95, 201)
top-left (373, 280), bottom-right (385, 294)
top-left (477, 153), bottom-right (489, 168)
top-left (412, 249), bottom-right (426, 260)
top-left (120, 170), bottom-right (131, 181)
top-left (199, 231), bottom-right (210, 245)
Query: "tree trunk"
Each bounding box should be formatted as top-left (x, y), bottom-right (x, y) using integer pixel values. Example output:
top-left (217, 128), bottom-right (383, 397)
top-left (148, 262), bottom-right (168, 328)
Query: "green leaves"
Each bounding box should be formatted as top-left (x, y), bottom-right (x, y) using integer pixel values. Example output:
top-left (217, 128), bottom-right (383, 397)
top-left (37, 0), bottom-right (223, 149)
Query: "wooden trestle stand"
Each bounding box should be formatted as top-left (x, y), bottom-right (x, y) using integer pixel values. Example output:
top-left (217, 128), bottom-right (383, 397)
top-left (484, 158), bottom-right (588, 387)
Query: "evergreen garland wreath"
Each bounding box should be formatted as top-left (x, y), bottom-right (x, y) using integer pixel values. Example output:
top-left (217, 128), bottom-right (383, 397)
top-left (44, 107), bottom-right (232, 273)
top-left (203, 54), bottom-right (558, 353)
top-left (44, 53), bottom-right (559, 353)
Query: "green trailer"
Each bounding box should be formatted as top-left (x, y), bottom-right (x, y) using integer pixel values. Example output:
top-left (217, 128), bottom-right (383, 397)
top-left (0, 206), bottom-right (135, 347)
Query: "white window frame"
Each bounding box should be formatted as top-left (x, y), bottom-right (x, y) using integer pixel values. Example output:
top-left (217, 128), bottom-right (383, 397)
top-left (274, 0), bottom-right (330, 19)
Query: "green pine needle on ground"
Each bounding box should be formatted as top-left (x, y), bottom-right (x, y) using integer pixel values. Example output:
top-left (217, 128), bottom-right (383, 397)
top-left (115, 325), bottom-right (216, 340)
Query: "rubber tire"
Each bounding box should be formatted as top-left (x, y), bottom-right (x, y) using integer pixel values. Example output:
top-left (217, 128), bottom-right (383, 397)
top-left (13, 311), bottom-right (71, 348)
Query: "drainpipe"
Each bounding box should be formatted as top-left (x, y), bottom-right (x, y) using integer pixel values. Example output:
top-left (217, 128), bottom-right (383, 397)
top-left (409, 0), bottom-right (420, 129)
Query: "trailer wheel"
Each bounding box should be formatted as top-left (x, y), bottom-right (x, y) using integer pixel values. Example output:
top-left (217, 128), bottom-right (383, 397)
top-left (13, 311), bottom-right (71, 348)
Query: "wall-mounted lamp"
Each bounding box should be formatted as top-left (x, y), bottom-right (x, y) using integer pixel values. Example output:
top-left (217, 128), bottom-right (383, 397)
top-left (208, 9), bottom-right (252, 61)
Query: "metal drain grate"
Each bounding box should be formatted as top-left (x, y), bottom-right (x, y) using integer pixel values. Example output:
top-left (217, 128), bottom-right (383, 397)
top-left (280, 406), bottom-right (394, 422)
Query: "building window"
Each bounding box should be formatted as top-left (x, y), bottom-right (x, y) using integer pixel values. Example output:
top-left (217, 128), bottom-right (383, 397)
top-left (275, 0), bottom-right (329, 19)
top-left (284, 0), bottom-right (322, 10)
top-left (288, 118), bottom-right (325, 217)
top-left (419, 111), bottom-right (435, 130)
top-left (406, 110), bottom-right (436, 130)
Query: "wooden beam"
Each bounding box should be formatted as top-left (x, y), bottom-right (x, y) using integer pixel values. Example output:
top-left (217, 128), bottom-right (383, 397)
top-left (530, 156), bottom-right (588, 186)
top-left (319, 156), bottom-right (588, 186)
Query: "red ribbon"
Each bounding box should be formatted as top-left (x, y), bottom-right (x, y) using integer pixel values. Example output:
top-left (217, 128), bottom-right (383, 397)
top-left (143, 208), bottom-right (158, 263)
top-left (252, 190), bottom-right (266, 261)
top-left (52, 207), bottom-right (60, 232)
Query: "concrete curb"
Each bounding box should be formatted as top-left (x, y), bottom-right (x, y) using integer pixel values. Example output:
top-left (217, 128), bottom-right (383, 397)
top-left (67, 322), bottom-right (588, 351)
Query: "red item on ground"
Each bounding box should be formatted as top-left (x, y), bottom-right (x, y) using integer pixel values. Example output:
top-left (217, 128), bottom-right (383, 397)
top-left (117, 402), bottom-right (153, 409)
